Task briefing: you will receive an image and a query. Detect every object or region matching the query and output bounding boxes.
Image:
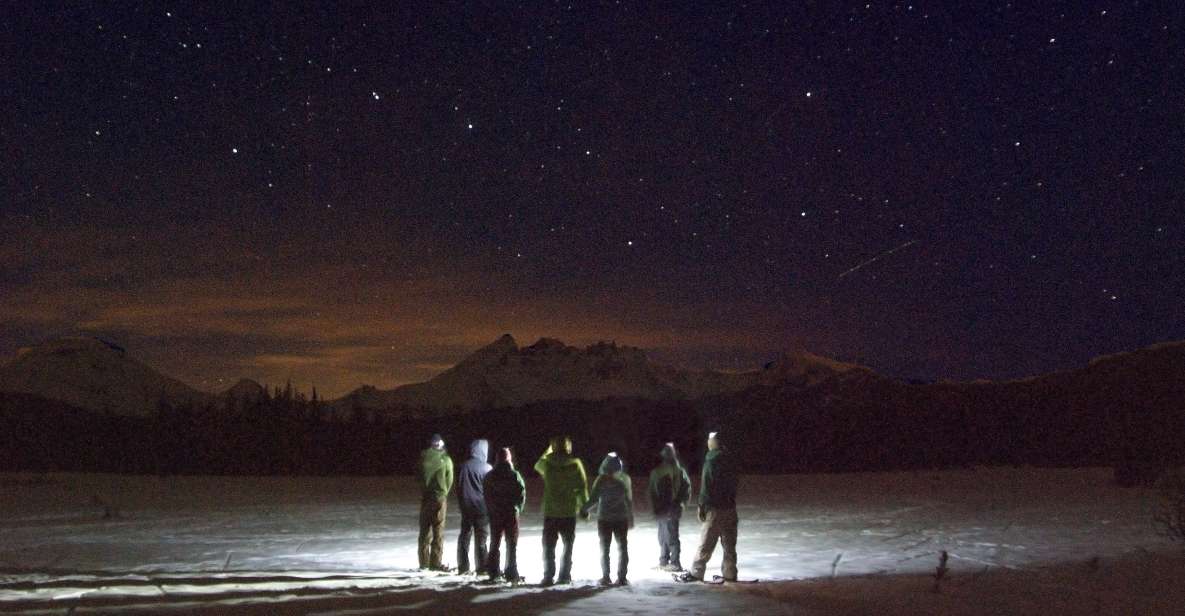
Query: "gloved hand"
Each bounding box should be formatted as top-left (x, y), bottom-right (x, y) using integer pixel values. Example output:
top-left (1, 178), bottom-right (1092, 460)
top-left (697, 505), bottom-right (707, 523)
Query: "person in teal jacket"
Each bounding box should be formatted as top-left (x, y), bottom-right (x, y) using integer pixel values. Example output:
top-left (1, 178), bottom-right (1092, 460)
top-left (534, 435), bottom-right (588, 585)
top-left (581, 452), bottom-right (634, 585)
top-left (418, 433), bottom-right (454, 571)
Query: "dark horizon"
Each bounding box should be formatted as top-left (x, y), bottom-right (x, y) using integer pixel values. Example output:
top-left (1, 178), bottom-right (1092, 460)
top-left (4, 3), bottom-right (1183, 397)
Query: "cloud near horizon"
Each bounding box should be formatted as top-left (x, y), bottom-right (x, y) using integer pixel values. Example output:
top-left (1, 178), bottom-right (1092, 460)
top-left (0, 221), bottom-right (814, 397)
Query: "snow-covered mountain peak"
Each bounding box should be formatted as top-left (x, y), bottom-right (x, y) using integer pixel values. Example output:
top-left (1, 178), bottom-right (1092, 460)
top-left (0, 336), bottom-right (211, 415)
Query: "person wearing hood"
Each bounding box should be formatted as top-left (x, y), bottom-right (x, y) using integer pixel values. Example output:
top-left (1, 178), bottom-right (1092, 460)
top-left (417, 433), bottom-right (455, 571)
top-left (580, 451), bottom-right (634, 586)
top-left (456, 439), bottom-right (492, 575)
top-left (483, 447), bottom-right (526, 582)
top-left (648, 442), bottom-right (691, 572)
top-left (683, 431), bottom-right (739, 582)
top-left (534, 435), bottom-right (588, 585)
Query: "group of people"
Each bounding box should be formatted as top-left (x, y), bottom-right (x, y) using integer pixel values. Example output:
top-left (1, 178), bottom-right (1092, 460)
top-left (415, 430), bottom-right (739, 586)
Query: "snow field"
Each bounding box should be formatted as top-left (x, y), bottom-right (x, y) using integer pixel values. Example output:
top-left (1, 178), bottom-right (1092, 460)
top-left (0, 467), bottom-right (1179, 614)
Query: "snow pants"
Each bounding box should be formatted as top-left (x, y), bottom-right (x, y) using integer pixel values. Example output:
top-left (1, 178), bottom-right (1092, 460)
top-left (598, 519), bottom-right (629, 582)
top-left (456, 510), bottom-right (489, 574)
top-left (418, 496), bottom-right (447, 569)
top-left (656, 513), bottom-right (681, 567)
top-left (541, 516), bottom-right (576, 582)
top-left (690, 507), bottom-right (738, 581)
top-left (486, 512), bottom-right (519, 579)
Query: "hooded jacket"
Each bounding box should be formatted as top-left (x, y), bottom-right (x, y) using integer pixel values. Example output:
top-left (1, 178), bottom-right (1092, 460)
top-left (419, 446), bottom-right (455, 501)
top-left (581, 453), bottom-right (634, 523)
top-left (648, 445), bottom-right (691, 517)
top-left (457, 439), bottom-right (493, 515)
top-left (483, 459), bottom-right (527, 517)
top-left (534, 437), bottom-right (589, 518)
top-left (698, 448), bottom-right (738, 510)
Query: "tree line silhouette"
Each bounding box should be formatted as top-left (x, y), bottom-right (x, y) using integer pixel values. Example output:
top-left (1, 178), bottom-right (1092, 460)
top-left (2, 350), bottom-right (1183, 480)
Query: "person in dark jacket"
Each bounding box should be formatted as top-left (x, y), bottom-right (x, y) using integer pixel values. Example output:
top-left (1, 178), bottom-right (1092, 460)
top-left (648, 442), bottom-right (691, 571)
top-left (581, 452), bottom-right (634, 585)
top-left (685, 431), bottom-right (739, 582)
top-left (534, 435), bottom-right (588, 586)
top-left (417, 433), bottom-right (454, 571)
top-left (483, 447), bottom-right (526, 582)
top-left (456, 439), bottom-right (492, 574)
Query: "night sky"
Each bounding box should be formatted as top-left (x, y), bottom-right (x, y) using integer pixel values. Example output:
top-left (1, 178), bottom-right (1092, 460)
top-left (3, 2), bottom-right (1183, 397)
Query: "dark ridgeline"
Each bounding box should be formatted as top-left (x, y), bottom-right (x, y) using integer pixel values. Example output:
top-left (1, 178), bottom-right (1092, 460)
top-left (0, 388), bottom-right (698, 477)
top-left (1, 342), bottom-right (1183, 478)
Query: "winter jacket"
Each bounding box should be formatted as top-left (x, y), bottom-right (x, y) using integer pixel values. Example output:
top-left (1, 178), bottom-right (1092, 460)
top-left (457, 439), bottom-right (493, 515)
top-left (581, 453), bottom-right (634, 524)
top-left (648, 460), bottom-right (691, 517)
top-left (483, 460), bottom-right (527, 517)
top-left (698, 448), bottom-right (737, 510)
top-left (534, 438), bottom-right (588, 518)
top-left (418, 446), bottom-right (455, 501)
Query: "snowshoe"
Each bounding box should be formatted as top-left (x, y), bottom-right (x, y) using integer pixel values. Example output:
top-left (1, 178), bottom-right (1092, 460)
top-left (712, 575), bottom-right (759, 584)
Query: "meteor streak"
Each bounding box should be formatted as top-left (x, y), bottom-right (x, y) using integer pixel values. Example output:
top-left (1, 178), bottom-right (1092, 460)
top-left (837, 240), bottom-right (918, 279)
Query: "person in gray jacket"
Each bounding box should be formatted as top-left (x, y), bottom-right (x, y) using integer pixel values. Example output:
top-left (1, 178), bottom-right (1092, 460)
top-left (648, 442), bottom-right (691, 571)
top-left (580, 452), bottom-right (634, 586)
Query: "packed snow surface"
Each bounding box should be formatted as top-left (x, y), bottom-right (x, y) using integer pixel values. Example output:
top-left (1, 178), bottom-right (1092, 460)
top-left (0, 467), bottom-right (1180, 614)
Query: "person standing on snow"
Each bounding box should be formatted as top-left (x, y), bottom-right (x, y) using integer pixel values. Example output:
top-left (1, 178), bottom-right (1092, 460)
top-left (483, 446), bottom-right (526, 582)
top-left (648, 442), bottom-right (691, 572)
top-left (456, 439), bottom-right (492, 575)
top-left (682, 431), bottom-right (739, 582)
top-left (580, 451), bottom-right (635, 586)
top-left (534, 435), bottom-right (588, 586)
top-left (417, 433), bottom-right (454, 571)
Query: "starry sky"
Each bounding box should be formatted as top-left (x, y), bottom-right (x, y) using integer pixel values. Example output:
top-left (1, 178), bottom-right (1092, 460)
top-left (2, 2), bottom-right (1183, 397)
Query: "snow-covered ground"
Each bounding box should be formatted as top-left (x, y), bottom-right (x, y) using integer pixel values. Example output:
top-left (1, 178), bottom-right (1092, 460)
top-left (0, 467), bottom-right (1180, 614)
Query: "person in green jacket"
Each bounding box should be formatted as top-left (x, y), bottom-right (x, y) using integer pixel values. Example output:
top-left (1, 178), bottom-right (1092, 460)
top-left (418, 433), bottom-right (455, 571)
top-left (534, 435), bottom-right (588, 585)
top-left (684, 431), bottom-right (739, 582)
top-left (648, 442), bottom-right (691, 571)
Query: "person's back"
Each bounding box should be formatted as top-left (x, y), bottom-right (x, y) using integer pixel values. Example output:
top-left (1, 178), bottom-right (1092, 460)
top-left (535, 444), bottom-right (587, 519)
top-left (484, 458), bottom-right (526, 518)
top-left (586, 454), bottom-right (633, 522)
top-left (648, 442), bottom-right (691, 571)
top-left (416, 434), bottom-right (454, 570)
top-left (534, 436), bottom-right (588, 585)
top-left (483, 447), bottom-right (526, 582)
top-left (686, 431), bottom-right (739, 582)
top-left (457, 439), bottom-right (492, 514)
top-left (582, 452), bottom-right (634, 585)
top-left (700, 446), bottom-right (738, 510)
top-left (419, 445), bottom-right (454, 501)
top-left (648, 446), bottom-right (691, 517)
top-left (455, 439), bottom-right (493, 574)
